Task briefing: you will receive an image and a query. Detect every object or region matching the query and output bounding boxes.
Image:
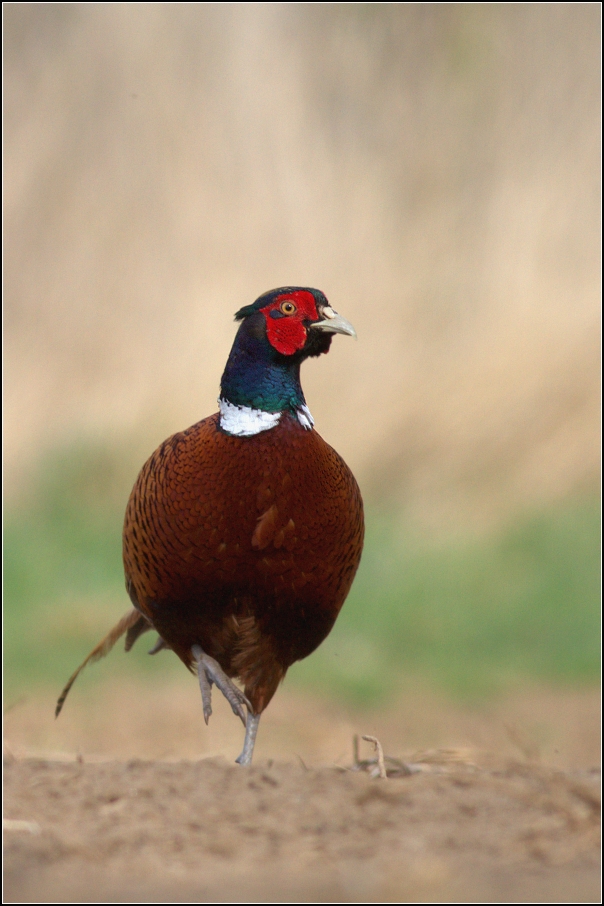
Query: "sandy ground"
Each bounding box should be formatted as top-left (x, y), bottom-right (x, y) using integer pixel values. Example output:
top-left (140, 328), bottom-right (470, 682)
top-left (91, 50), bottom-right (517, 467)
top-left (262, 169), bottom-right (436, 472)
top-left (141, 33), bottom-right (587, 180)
top-left (3, 681), bottom-right (601, 902)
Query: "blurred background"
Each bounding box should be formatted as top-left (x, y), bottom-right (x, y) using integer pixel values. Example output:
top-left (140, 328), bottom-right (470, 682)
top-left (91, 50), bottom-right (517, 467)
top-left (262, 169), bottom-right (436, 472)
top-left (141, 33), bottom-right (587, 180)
top-left (3, 4), bottom-right (600, 760)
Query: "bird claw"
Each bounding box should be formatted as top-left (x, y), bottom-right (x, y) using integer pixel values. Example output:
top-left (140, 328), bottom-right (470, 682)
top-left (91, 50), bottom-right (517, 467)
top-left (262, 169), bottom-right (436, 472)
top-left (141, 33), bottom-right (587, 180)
top-left (191, 645), bottom-right (250, 727)
top-left (195, 656), bottom-right (213, 724)
top-left (148, 636), bottom-right (171, 655)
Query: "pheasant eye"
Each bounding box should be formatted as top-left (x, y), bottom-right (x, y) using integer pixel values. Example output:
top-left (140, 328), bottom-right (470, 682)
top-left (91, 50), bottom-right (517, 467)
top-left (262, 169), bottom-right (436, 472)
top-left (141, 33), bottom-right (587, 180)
top-left (280, 300), bottom-right (297, 315)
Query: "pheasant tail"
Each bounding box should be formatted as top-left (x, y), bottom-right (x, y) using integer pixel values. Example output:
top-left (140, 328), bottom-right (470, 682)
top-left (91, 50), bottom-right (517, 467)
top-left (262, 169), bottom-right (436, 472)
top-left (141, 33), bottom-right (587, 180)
top-left (55, 608), bottom-right (144, 717)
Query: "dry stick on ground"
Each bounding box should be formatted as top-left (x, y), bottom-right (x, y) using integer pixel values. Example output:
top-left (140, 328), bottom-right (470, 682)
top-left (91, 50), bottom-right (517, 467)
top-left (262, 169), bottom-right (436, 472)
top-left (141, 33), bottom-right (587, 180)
top-left (352, 734), bottom-right (415, 778)
top-left (362, 735), bottom-right (387, 779)
top-left (351, 734), bottom-right (388, 779)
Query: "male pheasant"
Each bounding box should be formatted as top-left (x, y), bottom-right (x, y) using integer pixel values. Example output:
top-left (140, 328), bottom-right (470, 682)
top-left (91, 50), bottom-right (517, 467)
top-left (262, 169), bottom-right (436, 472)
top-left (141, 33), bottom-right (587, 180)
top-left (56, 287), bottom-right (364, 765)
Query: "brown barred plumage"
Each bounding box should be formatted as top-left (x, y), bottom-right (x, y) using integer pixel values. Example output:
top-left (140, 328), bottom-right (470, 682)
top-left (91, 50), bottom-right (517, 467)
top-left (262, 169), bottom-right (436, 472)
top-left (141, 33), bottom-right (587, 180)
top-left (122, 412), bottom-right (364, 714)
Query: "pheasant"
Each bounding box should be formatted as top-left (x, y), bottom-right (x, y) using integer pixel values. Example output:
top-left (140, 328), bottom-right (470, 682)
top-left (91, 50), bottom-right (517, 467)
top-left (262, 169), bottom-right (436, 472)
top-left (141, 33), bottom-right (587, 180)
top-left (56, 287), bottom-right (364, 765)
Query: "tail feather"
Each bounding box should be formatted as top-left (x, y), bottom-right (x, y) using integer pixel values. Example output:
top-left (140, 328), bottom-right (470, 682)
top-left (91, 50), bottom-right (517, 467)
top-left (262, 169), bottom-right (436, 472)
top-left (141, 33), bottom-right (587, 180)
top-left (55, 608), bottom-right (143, 718)
top-left (125, 614), bottom-right (153, 651)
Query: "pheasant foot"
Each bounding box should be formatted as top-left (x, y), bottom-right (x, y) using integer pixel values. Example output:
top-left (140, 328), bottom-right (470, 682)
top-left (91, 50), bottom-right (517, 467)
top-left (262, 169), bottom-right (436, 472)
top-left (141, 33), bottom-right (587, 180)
top-left (191, 645), bottom-right (250, 727)
top-left (148, 636), bottom-right (171, 655)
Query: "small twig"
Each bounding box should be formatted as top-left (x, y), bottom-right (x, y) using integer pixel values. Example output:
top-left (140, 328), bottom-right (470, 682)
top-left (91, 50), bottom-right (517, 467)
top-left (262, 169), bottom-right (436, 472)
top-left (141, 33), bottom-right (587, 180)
top-left (353, 734), bottom-right (360, 768)
top-left (296, 754), bottom-right (309, 771)
top-left (362, 735), bottom-right (387, 779)
top-left (504, 723), bottom-right (541, 764)
top-left (351, 734), bottom-right (414, 777)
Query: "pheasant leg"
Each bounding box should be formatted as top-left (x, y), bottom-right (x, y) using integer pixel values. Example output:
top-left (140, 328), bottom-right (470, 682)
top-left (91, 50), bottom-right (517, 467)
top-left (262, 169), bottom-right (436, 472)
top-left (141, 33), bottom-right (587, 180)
top-left (235, 712), bottom-right (261, 766)
top-left (191, 645), bottom-right (250, 726)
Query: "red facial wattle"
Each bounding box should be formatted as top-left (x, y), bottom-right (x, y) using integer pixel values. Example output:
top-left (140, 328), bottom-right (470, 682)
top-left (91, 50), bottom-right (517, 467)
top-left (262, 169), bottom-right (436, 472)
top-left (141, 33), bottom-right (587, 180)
top-left (262, 290), bottom-right (319, 356)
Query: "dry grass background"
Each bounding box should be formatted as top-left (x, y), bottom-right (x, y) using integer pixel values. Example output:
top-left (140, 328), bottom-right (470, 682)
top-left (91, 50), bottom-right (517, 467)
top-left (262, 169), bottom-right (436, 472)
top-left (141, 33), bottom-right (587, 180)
top-left (4, 3), bottom-right (600, 528)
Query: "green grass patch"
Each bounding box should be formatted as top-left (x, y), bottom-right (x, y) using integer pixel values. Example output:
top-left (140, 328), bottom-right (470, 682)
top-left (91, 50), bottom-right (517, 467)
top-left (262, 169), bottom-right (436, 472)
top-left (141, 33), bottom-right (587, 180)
top-left (290, 501), bottom-right (601, 703)
top-left (4, 443), bottom-right (601, 705)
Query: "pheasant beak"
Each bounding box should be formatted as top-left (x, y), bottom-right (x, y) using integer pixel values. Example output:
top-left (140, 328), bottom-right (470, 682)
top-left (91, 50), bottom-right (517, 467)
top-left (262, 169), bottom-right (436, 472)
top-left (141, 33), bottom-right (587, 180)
top-left (312, 307), bottom-right (357, 339)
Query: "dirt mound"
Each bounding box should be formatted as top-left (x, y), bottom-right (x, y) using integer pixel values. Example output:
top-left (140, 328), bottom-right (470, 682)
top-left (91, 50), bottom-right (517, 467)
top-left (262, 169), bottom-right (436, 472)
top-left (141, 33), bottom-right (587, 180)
top-left (4, 684), bottom-right (600, 901)
top-left (4, 752), bottom-right (600, 903)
